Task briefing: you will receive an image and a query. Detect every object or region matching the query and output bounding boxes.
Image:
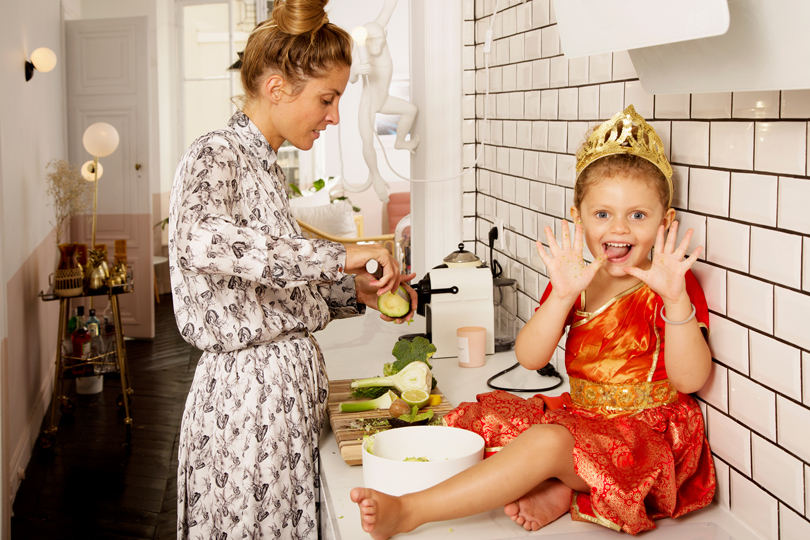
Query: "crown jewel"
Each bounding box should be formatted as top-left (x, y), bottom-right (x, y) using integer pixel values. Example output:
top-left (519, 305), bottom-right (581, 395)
top-left (576, 105), bottom-right (673, 206)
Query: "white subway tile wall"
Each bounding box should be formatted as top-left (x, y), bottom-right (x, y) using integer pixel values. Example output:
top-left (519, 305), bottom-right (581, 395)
top-left (692, 92), bottom-right (732, 119)
top-left (729, 370), bottom-right (776, 441)
top-left (689, 169), bottom-right (730, 217)
top-left (468, 3), bottom-right (810, 533)
top-left (731, 470), bottom-right (780, 539)
top-left (733, 91), bottom-right (781, 119)
top-left (781, 504), bottom-right (810, 540)
top-left (710, 121), bottom-right (754, 171)
top-left (752, 434), bottom-right (805, 513)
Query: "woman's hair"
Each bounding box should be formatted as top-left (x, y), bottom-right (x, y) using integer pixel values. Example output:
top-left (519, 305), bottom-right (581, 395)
top-left (574, 127), bottom-right (671, 211)
top-left (240, 0), bottom-right (353, 102)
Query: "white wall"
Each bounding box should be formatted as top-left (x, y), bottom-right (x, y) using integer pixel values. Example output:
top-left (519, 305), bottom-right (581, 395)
top-left (0, 0), bottom-right (82, 521)
top-left (324, 0), bottom-right (412, 237)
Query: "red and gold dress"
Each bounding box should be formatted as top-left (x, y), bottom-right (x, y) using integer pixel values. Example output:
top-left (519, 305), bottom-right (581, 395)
top-left (443, 271), bottom-right (716, 535)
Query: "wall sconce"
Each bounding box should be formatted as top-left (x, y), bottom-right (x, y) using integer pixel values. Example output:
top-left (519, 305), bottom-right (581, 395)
top-left (82, 122), bottom-right (120, 248)
top-left (25, 47), bottom-right (57, 81)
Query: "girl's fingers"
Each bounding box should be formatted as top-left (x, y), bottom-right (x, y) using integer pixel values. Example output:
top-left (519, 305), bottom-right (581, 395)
top-left (535, 240), bottom-right (552, 266)
top-left (586, 253), bottom-right (607, 278)
top-left (544, 226), bottom-right (562, 256)
top-left (623, 266), bottom-right (644, 280)
top-left (653, 224), bottom-right (666, 255)
top-left (560, 220), bottom-right (571, 251)
top-left (572, 222), bottom-right (583, 257)
top-left (683, 245), bottom-right (703, 267)
top-left (675, 228), bottom-right (695, 259)
top-left (664, 220), bottom-right (679, 253)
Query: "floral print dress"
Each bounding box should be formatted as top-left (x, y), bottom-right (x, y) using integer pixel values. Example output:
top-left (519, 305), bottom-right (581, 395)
top-left (169, 111), bottom-right (364, 539)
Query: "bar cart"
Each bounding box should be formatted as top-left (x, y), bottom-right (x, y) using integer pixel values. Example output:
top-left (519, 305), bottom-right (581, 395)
top-left (38, 279), bottom-right (135, 447)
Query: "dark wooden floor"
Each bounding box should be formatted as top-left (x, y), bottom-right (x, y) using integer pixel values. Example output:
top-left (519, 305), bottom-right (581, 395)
top-left (11, 294), bottom-right (201, 540)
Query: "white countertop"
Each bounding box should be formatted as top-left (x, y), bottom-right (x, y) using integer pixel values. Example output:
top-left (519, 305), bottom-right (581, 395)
top-left (317, 311), bottom-right (762, 540)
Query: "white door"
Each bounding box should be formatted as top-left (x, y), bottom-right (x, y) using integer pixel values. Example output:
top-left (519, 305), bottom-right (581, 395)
top-left (66, 17), bottom-right (154, 338)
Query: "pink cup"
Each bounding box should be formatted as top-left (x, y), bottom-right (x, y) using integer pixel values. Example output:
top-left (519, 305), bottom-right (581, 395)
top-left (457, 326), bottom-right (486, 368)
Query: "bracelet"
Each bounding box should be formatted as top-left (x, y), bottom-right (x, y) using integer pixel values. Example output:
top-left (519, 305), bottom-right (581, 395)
top-left (660, 303), bottom-right (696, 325)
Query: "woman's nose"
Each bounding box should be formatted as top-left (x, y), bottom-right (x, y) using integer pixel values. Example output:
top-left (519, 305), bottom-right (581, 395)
top-left (326, 104), bottom-right (340, 126)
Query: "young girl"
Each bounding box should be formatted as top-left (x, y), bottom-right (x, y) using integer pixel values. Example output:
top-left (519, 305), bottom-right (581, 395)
top-left (350, 105), bottom-right (716, 537)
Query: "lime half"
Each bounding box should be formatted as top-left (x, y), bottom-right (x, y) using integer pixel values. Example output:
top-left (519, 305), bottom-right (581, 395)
top-left (401, 388), bottom-right (430, 409)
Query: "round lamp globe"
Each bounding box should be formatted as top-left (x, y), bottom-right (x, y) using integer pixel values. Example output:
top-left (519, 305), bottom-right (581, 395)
top-left (83, 122), bottom-right (120, 158)
top-left (30, 47), bottom-right (57, 73)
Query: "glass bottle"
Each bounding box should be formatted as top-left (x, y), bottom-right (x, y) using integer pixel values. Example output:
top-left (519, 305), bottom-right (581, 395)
top-left (87, 309), bottom-right (103, 357)
top-left (71, 306), bottom-right (91, 360)
top-left (102, 302), bottom-right (115, 336)
top-left (67, 308), bottom-right (78, 334)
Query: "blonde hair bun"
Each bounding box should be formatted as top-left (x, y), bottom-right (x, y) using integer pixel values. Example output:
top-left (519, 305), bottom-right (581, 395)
top-left (273, 0), bottom-right (330, 36)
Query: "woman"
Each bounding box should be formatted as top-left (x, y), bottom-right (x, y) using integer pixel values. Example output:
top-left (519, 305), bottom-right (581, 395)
top-left (168, 1), bottom-right (415, 538)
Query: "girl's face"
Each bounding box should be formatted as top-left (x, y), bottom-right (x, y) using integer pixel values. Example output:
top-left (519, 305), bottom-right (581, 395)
top-left (571, 174), bottom-right (675, 277)
top-left (268, 65), bottom-right (351, 152)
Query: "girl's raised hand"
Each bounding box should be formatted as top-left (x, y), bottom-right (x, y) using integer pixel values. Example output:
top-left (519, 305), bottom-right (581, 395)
top-left (624, 221), bottom-right (703, 304)
top-left (535, 221), bottom-right (606, 302)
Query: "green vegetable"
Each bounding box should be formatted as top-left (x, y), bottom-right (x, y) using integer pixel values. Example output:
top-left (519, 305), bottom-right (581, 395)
top-left (339, 390), bottom-right (398, 413)
top-left (377, 286), bottom-right (411, 318)
top-left (389, 405), bottom-right (434, 428)
top-left (364, 434), bottom-right (374, 455)
top-left (351, 361), bottom-right (432, 395)
top-left (385, 336), bottom-right (438, 389)
top-left (349, 385), bottom-right (389, 400)
top-left (404, 456), bottom-right (429, 462)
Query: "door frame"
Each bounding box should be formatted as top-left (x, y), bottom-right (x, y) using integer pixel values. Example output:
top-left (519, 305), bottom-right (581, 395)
top-left (175, 0), bottom-right (239, 159)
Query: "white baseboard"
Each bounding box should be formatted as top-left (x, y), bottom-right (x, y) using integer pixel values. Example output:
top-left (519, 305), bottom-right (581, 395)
top-left (9, 357), bottom-right (55, 502)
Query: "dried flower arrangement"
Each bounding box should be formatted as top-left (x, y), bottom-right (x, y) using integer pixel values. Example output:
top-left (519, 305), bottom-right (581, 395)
top-left (45, 159), bottom-right (92, 244)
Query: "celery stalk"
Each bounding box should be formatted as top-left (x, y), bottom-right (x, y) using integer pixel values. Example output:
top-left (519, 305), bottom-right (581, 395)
top-left (339, 390), bottom-right (397, 413)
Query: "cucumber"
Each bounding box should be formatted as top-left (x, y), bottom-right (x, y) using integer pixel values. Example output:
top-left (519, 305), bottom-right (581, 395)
top-left (377, 285), bottom-right (411, 318)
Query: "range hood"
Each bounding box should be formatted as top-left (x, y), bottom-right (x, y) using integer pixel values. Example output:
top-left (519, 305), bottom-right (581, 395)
top-left (555, 0), bottom-right (810, 94)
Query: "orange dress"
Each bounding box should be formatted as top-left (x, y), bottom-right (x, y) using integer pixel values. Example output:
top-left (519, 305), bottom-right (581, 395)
top-left (443, 271), bottom-right (716, 535)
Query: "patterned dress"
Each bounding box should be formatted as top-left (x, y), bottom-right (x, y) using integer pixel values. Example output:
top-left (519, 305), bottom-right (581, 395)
top-left (169, 111), bottom-right (364, 539)
top-left (444, 271), bottom-right (716, 535)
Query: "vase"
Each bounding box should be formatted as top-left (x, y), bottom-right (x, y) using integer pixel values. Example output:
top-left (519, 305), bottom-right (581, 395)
top-left (54, 243), bottom-right (84, 297)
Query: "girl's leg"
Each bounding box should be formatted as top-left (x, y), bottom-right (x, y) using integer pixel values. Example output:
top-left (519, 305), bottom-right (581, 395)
top-left (351, 424), bottom-right (588, 540)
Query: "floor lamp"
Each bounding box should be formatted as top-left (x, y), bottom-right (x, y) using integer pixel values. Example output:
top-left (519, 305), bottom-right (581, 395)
top-left (81, 122), bottom-right (120, 249)
top-left (81, 122), bottom-right (120, 302)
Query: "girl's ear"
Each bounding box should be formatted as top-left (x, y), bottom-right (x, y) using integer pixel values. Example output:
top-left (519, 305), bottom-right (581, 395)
top-left (570, 206), bottom-right (581, 222)
top-left (662, 207), bottom-right (676, 229)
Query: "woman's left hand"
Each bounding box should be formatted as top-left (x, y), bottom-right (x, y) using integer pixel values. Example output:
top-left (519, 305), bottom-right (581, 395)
top-left (356, 273), bottom-right (418, 324)
top-left (624, 221), bottom-right (703, 305)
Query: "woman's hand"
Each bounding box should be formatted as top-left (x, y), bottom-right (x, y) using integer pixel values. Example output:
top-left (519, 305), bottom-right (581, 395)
top-left (344, 243), bottom-right (402, 295)
top-left (535, 221), bottom-right (605, 303)
top-left (356, 274), bottom-right (418, 324)
top-left (624, 221), bottom-right (703, 305)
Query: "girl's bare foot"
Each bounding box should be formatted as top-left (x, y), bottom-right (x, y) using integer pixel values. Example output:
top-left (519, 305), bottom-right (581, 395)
top-left (351, 487), bottom-right (416, 540)
top-left (503, 479), bottom-right (573, 531)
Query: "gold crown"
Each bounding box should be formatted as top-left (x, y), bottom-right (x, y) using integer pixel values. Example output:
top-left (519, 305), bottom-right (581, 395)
top-left (575, 105), bottom-right (673, 207)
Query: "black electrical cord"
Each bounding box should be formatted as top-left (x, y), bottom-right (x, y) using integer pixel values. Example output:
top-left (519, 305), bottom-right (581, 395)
top-left (487, 362), bottom-right (564, 393)
top-left (486, 224), bottom-right (564, 392)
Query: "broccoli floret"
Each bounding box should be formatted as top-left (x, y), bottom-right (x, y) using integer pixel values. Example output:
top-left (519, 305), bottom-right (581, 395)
top-left (383, 336), bottom-right (438, 389)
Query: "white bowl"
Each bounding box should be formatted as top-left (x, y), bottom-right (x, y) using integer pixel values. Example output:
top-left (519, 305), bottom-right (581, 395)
top-left (362, 426), bottom-right (484, 496)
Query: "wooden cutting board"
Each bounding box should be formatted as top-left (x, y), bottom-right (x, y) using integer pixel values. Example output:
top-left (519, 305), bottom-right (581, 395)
top-left (327, 379), bottom-right (456, 466)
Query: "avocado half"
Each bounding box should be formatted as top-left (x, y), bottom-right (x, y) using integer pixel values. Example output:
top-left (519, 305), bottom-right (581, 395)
top-left (377, 285), bottom-right (411, 318)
